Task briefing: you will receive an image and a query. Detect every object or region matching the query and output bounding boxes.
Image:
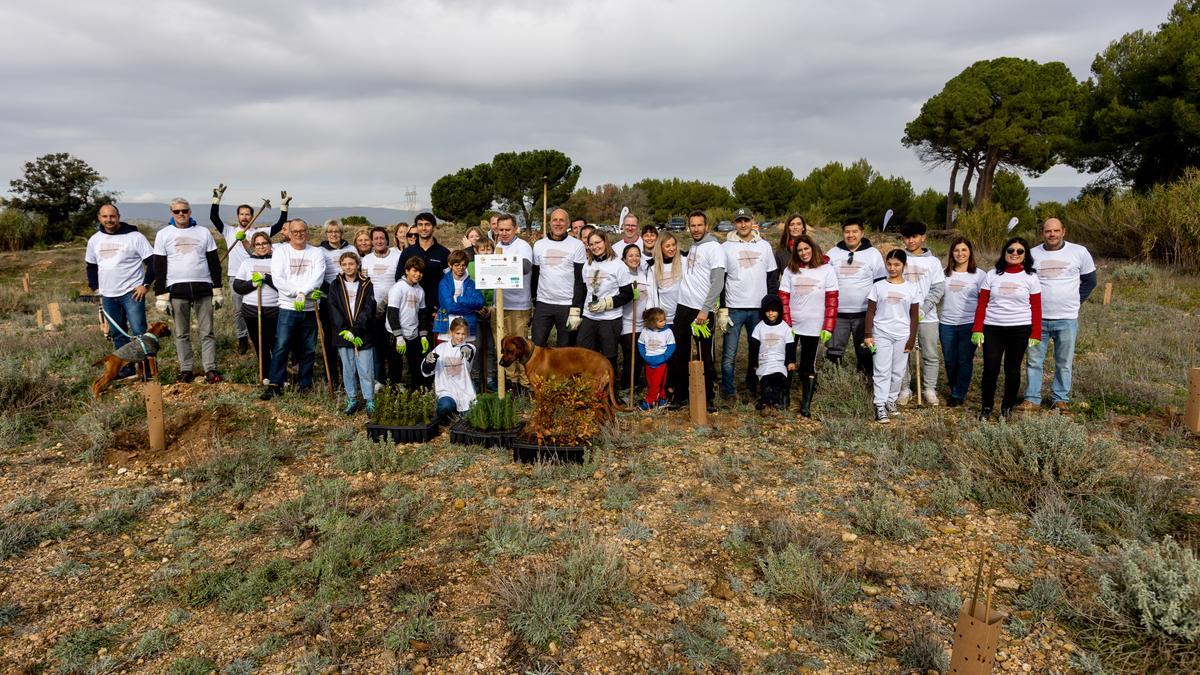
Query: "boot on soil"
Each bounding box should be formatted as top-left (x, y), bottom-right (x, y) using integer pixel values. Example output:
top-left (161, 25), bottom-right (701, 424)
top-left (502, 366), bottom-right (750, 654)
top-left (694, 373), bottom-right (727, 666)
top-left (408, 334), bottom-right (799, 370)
top-left (799, 375), bottom-right (815, 418)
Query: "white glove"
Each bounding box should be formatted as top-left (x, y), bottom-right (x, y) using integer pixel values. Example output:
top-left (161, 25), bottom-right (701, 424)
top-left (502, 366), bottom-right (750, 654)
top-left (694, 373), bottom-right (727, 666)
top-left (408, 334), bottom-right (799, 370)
top-left (424, 351), bottom-right (439, 365)
top-left (716, 308), bottom-right (732, 333)
top-left (155, 293), bottom-right (171, 315)
top-left (460, 343), bottom-right (476, 362)
top-left (566, 307), bottom-right (582, 331)
top-left (587, 296), bottom-right (614, 313)
top-left (212, 289), bottom-right (224, 310)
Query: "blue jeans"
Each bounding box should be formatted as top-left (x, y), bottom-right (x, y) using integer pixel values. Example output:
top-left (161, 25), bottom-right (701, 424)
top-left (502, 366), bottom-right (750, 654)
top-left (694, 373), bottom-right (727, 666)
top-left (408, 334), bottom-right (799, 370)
top-left (102, 291), bottom-right (148, 354)
top-left (437, 396), bottom-right (458, 418)
top-left (338, 347), bottom-right (375, 401)
top-left (269, 309), bottom-right (316, 389)
top-left (939, 323), bottom-right (976, 401)
top-left (1025, 318), bottom-right (1078, 405)
top-left (721, 308), bottom-right (760, 396)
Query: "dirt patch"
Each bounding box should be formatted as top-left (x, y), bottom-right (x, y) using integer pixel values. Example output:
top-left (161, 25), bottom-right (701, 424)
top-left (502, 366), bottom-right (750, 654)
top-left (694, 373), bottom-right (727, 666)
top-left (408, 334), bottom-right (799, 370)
top-left (105, 404), bottom-right (239, 469)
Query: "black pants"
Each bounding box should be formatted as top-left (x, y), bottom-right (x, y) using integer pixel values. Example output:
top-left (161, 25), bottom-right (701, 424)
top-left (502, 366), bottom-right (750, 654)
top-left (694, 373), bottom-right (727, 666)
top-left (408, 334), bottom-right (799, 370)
top-left (759, 372), bottom-right (788, 408)
top-left (374, 307), bottom-right (401, 386)
top-left (241, 305), bottom-right (278, 382)
top-left (578, 317), bottom-right (622, 376)
top-left (981, 323), bottom-right (1032, 412)
top-left (827, 311), bottom-right (872, 378)
top-left (474, 315), bottom-right (496, 391)
top-left (796, 334), bottom-right (819, 377)
top-left (403, 336), bottom-right (431, 391)
top-left (531, 302), bottom-right (571, 347)
top-left (668, 304), bottom-right (715, 407)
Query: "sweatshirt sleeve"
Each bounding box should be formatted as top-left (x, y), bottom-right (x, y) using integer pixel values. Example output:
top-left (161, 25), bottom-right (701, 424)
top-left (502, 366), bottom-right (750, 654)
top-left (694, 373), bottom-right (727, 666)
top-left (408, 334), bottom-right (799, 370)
top-left (86, 263), bottom-right (99, 292)
top-left (923, 279), bottom-right (944, 318)
top-left (209, 202), bottom-right (223, 231)
top-left (972, 289), bottom-right (991, 333)
top-left (823, 290), bottom-right (839, 334)
top-left (270, 205), bottom-right (288, 237)
top-left (703, 266), bottom-right (725, 313)
top-left (152, 255), bottom-right (168, 294)
top-left (206, 250), bottom-right (222, 288)
top-left (1079, 271), bottom-right (1098, 303)
top-left (778, 291), bottom-right (792, 327)
top-left (572, 262), bottom-right (586, 307)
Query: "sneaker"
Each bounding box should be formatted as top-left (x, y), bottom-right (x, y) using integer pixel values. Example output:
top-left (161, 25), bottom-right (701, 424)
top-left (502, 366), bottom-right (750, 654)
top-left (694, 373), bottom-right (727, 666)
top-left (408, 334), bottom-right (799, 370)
top-left (875, 405), bottom-right (890, 424)
top-left (885, 401), bottom-right (899, 415)
top-left (946, 396), bottom-right (964, 408)
top-left (177, 371), bottom-right (194, 383)
top-left (638, 400), bottom-right (652, 411)
top-left (259, 385), bottom-right (281, 401)
top-left (365, 400), bottom-right (376, 415)
top-left (922, 389), bottom-right (940, 406)
top-left (237, 336), bottom-right (249, 355)
top-left (706, 403), bottom-right (718, 414)
top-left (897, 390), bottom-right (912, 406)
top-left (978, 407), bottom-right (993, 421)
top-left (1014, 400), bottom-right (1041, 412)
top-left (343, 399), bottom-right (360, 415)
top-left (656, 398), bottom-right (668, 408)
top-left (204, 370), bottom-right (223, 384)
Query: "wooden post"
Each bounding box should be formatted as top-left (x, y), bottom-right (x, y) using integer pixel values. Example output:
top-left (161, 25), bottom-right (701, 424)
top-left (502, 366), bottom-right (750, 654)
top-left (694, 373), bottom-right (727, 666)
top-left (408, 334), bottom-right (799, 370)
top-left (47, 302), bottom-right (63, 325)
top-left (495, 246), bottom-right (506, 400)
top-left (689, 337), bottom-right (708, 427)
top-left (542, 176), bottom-right (548, 238)
top-left (36, 309), bottom-right (44, 327)
top-left (22, 273), bottom-right (30, 292)
top-left (1103, 281), bottom-right (1113, 305)
top-left (1186, 367), bottom-right (1200, 434)
top-left (144, 357), bottom-right (166, 452)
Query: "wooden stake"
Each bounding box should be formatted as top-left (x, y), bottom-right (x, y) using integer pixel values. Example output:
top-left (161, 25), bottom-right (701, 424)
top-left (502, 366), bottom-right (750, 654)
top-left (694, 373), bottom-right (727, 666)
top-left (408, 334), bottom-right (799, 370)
top-left (144, 357), bottom-right (166, 452)
top-left (312, 299), bottom-right (336, 399)
top-left (1186, 367), bottom-right (1200, 434)
top-left (1103, 281), bottom-right (1113, 305)
top-left (495, 246), bottom-right (507, 400)
top-left (256, 285), bottom-right (264, 384)
top-left (47, 302), bottom-right (63, 325)
top-left (22, 273), bottom-right (30, 292)
top-left (36, 309), bottom-right (44, 327)
top-left (542, 176), bottom-right (548, 238)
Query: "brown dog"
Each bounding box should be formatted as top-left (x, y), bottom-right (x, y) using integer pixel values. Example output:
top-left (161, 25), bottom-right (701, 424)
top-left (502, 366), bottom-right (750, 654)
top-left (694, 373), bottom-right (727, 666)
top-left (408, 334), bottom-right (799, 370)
top-left (499, 335), bottom-right (628, 417)
top-left (91, 321), bottom-right (171, 398)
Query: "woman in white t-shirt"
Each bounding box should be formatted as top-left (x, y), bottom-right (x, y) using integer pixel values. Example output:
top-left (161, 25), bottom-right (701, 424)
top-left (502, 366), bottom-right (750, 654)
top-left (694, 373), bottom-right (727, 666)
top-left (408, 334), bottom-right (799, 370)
top-left (620, 244), bottom-right (658, 396)
top-left (231, 232), bottom-right (279, 382)
top-left (863, 249), bottom-right (919, 424)
top-left (652, 232), bottom-right (682, 325)
top-left (579, 231), bottom-right (634, 376)
top-left (938, 237), bottom-right (987, 407)
top-left (970, 237), bottom-right (1043, 419)
top-left (778, 234), bottom-right (838, 418)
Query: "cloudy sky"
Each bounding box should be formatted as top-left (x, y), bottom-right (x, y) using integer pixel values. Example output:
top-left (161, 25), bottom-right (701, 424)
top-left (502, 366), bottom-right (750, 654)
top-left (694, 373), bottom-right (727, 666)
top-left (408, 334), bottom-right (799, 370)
top-left (0, 0), bottom-right (1177, 208)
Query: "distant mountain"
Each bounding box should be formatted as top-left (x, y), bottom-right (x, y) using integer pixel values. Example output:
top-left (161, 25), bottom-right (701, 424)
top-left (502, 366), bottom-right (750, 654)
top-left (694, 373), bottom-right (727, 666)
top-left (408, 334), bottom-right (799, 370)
top-left (1028, 186), bottom-right (1081, 206)
top-left (118, 203), bottom-right (420, 229)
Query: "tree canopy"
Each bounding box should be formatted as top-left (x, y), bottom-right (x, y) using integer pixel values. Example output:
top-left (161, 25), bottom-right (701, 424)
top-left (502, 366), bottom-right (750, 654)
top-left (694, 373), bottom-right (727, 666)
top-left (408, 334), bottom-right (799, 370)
top-left (4, 153), bottom-right (116, 242)
top-left (792, 159), bottom-right (914, 229)
top-left (631, 178), bottom-right (734, 223)
top-left (732, 166), bottom-right (800, 218)
top-left (491, 150), bottom-right (581, 231)
top-left (430, 163), bottom-right (493, 224)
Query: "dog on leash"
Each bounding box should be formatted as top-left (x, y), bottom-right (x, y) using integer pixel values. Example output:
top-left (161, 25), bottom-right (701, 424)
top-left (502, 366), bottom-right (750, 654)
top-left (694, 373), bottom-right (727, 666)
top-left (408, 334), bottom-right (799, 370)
top-left (499, 335), bottom-right (629, 419)
top-left (91, 321), bottom-right (171, 398)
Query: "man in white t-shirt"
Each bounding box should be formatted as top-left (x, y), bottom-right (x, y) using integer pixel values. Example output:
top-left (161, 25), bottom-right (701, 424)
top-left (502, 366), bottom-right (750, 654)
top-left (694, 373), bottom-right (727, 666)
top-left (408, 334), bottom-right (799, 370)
top-left (261, 219), bottom-right (327, 400)
top-left (532, 208), bottom-right (587, 347)
top-left (825, 219), bottom-right (887, 378)
top-left (667, 210), bottom-right (726, 412)
top-left (86, 204), bottom-right (155, 379)
top-left (1018, 218), bottom-right (1097, 412)
top-left (152, 197), bottom-right (224, 384)
top-left (494, 213), bottom-right (535, 387)
top-left (898, 221), bottom-right (946, 406)
top-left (719, 208), bottom-right (778, 399)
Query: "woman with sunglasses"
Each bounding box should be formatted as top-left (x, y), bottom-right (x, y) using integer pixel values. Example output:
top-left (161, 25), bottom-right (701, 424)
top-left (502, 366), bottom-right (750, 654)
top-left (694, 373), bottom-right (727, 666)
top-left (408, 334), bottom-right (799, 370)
top-left (231, 231), bottom-right (279, 382)
top-left (971, 237), bottom-right (1042, 419)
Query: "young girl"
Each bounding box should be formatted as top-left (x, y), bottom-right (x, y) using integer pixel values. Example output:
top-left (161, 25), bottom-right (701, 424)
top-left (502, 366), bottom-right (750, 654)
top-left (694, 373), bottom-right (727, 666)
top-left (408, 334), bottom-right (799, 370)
top-left (422, 317), bottom-right (477, 418)
top-left (778, 234), bottom-right (838, 418)
top-left (620, 244), bottom-right (658, 396)
top-left (939, 237), bottom-right (987, 406)
top-left (863, 249), bottom-right (919, 424)
top-left (972, 237), bottom-right (1042, 419)
top-left (327, 252), bottom-right (377, 414)
top-left (231, 231), bottom-right (278, 383)
top-left (637, 307), bottom-right (675, 410)
top-left (750, 295), bottom-right (796, 411)
top-left (436, 249), bottom-right (484, 342)
top-left (579, 232), bottom-right (634, 376)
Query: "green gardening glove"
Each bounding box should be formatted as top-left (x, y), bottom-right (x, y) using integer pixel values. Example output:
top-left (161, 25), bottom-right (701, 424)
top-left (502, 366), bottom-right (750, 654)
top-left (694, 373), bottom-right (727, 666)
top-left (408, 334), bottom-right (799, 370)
top-left (352, 336), bottom-right (363, 348)
top-left (307, 289), bottom-right (323, 301)
top-left (420, 336), bottom-right (430, 353)
top-left (632, 286), bottom-right (640, 300)
top-left (251, 272), bottom-right (264, 288)
top-left (339, 330), bottom-right (354, 342)
top-left (396, 340), bottom-right (406, 355)
top-left (293, 299), bottom-right (306, 312)
top-left (971, 332), bottom-right (984, 346)
top-left (234, 229), bottom-right (247, 241)
top-left (819, 329), bottom-right (832, 344)
top-left (1028, 338), bottom-right (1041, 349)
top-left (691, 321), bottom-right (711, 339)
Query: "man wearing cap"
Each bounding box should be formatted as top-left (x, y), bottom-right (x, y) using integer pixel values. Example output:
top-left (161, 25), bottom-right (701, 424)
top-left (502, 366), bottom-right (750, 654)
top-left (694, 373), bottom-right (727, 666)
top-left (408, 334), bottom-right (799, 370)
top-left (897, 220), bottom-right (945, 406)
top-left (825, 218), bottom-right (887, 377)
top-left (667, 210), bottom-right (725, 412)
top-left (1018, 217), bottom-right (1096, 412)
top-left (719, 208), bottom-right (778, 398)
top-left (531, 207), bottom-right (587, 347)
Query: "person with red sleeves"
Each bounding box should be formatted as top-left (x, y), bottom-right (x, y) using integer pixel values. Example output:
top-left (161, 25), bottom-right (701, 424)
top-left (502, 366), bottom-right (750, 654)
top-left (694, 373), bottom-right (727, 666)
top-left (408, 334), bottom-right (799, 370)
top-left (778, 234), bottom-right (838, 418)
top-left (971, 237), bottom-right (1042, 420)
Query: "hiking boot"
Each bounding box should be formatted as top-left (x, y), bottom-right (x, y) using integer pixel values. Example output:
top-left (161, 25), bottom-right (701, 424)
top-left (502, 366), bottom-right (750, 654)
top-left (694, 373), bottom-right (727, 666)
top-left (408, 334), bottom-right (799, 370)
top-left (237, 336), bottom-right (249, 355)
top-left (259, 385), bottom-right (281, 401)
top-left (1051, 401), bottom-right (1070, 413)
top-left (656, 398), bottom-right (668, 408)
top-left (204, 370), bottom-right (223, 384)
top-left (922, 389), bottom-right (940, 406)
top-left (978, 407), bottom-right (993, 421)
top-left (177, 370), bottom-right (194, 383)
top-left (799, 375), bottom-right (815, 418)
top-left (947, 396), bottom-right (964, 407)
top-left (706, 403), bottom-right (718, 414)
top-left (1014, 400), bottom-right (1041, 412)
top-left (897, 389), bottom-right (912, 406)
top-left (343, 399), bottom-right (360, 416)
top-left (875, 405), bottom-right (890, 424)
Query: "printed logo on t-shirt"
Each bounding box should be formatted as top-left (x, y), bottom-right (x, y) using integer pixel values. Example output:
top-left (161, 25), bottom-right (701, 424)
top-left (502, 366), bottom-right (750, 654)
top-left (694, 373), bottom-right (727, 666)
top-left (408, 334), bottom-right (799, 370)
top-left (762, 333), bottom-right (783, 350)
top-left (443, 355), bottom-right (464, 377)
top-left (1038, 260), bottom-right (1070, 280)
top-left (644, 334), bottom-right (666, 351)
top-left (838, 260), bottom-right (864, 277)
top-left (173, 239), bottom-right (199, 255)
top-left (734, 250), bottom-right (761, 269)
top-left (541, 249), bottom-right (569, 267)
top-left (884, 291), bottom-right (906, 305)
top-left (903, 267), bottom-right (926, 284)
top-left (791, 276), bottom-right (820, 296)
top-left (98, 243), bottom-right (124, 259)
top-left (996, 281), bottom-right (1023, 296)
top-left (404, 294), bottom-right (420, 309)
top-left (371, 264), bottom-right (389, 276)
top-left (947, 279), bottom-right (969, 293)
top-left (289, 259), bottom-right (312, 275)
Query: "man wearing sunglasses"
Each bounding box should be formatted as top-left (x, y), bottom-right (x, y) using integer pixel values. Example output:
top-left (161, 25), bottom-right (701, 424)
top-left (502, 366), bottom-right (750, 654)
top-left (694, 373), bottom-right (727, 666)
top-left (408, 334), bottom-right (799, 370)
top-left (825, 218), bottom-right (887, 377)
top-left (152, 198), bottom-right (223, 384)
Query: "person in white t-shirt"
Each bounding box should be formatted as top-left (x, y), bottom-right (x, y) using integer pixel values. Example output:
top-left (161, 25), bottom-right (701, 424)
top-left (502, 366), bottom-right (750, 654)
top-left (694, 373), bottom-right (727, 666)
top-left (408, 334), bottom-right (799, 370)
top-left (652, 232), bottom-right (683, 325)
top-left (825, 219), bottom-right (887, 378)
top-left (493, 213), bottom-right (534, 388)
top-left (231, 232), bottom-right (280, 380)
top-left (261, 219), bottom-right (327, 400)
top-left (152, 197), bottom-right (224, 384)
top-left (863, 249), bottom-right (919, 424)
top-left (938, 237), bottom-right (987, 407)
top-left (898, 221), bottom-right (946, 406)
top-left (579, 231), bottom-right (635, 376)
top-left (1018, 218), bottom-right (1097, 413)
top-left (719, 208), bottom-right (779, 399)
top-left (749, 295), bottom-right (795, 412)
top-left (971, 237), bottom-right (1043, 419)
top-left (86, 204), bottom-right (155, 379)
top-left (531, 208), bottom-right (587, 347)
top-left (667, 211), bottom-right (726, 412)
top-left (422, 318), bottom-right (477, 417)
top-left (778, 234), bottom-right (838, 418)
top-left (362, 226), bottom-right (402, 386)
top-left (619, 243), bottom-right (658, 398)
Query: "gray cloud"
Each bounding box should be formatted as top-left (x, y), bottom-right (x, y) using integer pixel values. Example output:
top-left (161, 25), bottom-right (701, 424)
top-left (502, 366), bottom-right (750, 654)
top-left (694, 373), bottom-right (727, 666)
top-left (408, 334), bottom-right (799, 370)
top-left (0, 0), bottom-right (1177, 207)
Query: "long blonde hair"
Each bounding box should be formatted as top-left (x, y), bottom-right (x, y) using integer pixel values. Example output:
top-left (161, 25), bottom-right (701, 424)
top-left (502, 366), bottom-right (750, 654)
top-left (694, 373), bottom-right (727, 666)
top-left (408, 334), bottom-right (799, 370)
top-left (653, 231), bottom-right (682, 285)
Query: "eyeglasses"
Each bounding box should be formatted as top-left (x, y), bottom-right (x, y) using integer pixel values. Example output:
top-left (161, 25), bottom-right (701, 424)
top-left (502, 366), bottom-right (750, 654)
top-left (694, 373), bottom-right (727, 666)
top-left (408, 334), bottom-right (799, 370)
top-left (172, 209), bottom-right (190, 215)
top-left (846, 251), bottom-right (854, 264)
top-left (407, 234), bottom-right (418, 239)
top-left (1006, 248), bottom-right (1026, 255)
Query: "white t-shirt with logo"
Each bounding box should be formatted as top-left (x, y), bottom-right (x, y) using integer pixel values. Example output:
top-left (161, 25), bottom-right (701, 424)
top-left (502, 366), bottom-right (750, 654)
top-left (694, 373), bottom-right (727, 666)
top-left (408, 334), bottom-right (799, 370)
top-left (222, 223), bottom-right (276, 281)
top-left (677, 239), bottom-right (726, 311)
top-left (639, 327), bottom-right (675, 358)
top-left (234, 257), bottom-right (279, 308)
top-left (429, 341), bottom-right (476, 412)
top-left (751, 320), bottom-right (794, 378)
top-left (826, 245), bottom-right (886, 313)
top-left (654, 261), bottom-right (682, 324)
top-left (940, 269), bottom-right (987, 326)
top-left (153, 226), bottom-right (217, 287)
top-left (386, 280), bottom-right (426, 338)
top-left (622, 265), bottom-right (659, 334)
top-left (86, 230), bottom-right (153, 297)
top-left (533, 236), bottom-right (587, 306)
top-left (496, 236), bottom-right (534, 311)
top-left (901, 251), bottom-right (946, 324)
top-left (320, 243), bottom-right (354, 286)
top-left (1031, 242), bottom-right (1095, 320)
top-left (582, 257), bottom-right (632, 322)
top-left (981, 270), bottom-right (1042, 326)
top-left (270, 245), bottom-right (327, 312)
top-left (780, 264), bottom-right (839, 337)
top-left (867, 279), bottom-right (919, 340)
top-left (721, 236), bottom-right (777, 309)
top-left (363, 249), bottom-right (401, 307)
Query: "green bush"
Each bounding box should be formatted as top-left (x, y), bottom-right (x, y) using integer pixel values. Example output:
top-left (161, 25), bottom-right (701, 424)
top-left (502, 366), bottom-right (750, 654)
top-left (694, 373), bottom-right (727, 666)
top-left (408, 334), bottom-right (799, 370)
top-left (756, 543), bottom-right (854, 620)
top-left (954, 202), bottom-right (1021, 254)
top-left (0, 207), bottom-right (47, 252)
top-left (465, 393), bottom-right (519, 431)
top-left (369, 386), bottom-right (437, 426)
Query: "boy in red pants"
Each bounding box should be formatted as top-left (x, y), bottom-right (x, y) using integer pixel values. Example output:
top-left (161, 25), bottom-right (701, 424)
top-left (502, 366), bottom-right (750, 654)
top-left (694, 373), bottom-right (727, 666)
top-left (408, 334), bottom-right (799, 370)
top-left (637, 307), bottom-right (675, 409)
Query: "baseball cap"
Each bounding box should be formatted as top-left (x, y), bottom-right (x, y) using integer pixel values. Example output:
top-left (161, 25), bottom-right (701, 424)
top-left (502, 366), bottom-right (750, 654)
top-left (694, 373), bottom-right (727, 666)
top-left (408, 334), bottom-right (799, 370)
top-left (733, 208), bottom-right (753, 222)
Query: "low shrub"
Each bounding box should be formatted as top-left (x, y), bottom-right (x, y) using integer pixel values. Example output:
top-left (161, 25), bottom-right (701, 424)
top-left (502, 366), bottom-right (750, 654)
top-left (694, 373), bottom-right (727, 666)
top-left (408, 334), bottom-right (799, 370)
top-left (756, 543), bottom-right (853, 620)
top-left (465, 393), bottom-right (519, 431)
top-left (370, 386), bottom-right (437, 426)
top-left (848, 489), bottom-right (926, 543)
top-left (521, 374), bottom-right (609, 446)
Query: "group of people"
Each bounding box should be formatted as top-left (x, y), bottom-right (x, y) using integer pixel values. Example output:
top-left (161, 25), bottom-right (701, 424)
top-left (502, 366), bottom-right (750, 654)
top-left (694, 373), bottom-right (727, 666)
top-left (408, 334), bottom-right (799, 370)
top-left (86, 188), bottom-right (1096, 423)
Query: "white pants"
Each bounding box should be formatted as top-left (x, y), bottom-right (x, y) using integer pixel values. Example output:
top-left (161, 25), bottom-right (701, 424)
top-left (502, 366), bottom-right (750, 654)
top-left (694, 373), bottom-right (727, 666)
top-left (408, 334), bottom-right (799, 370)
top-left (872, 333), bottom-right (909, 407)
top-left (901, 321), bottom-right (940, 394)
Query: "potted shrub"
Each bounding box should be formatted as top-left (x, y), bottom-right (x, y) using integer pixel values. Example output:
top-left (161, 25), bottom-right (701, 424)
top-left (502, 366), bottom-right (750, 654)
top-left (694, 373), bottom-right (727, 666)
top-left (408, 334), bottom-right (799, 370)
top-left (512, 375), bottom-right (609, 463)
top-left (450, 393), bottom-right (523, 448)
top-left (366, 386), bottom-right (441, 444)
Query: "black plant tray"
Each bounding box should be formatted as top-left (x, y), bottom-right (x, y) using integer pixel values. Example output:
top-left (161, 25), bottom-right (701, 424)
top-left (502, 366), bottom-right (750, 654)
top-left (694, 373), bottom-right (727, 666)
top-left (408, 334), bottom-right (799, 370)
top-left (366, 419), bottom-right (442, 444)
top-left (449, 419), bottom-right (523, 449)
top-left (511, 438), bottom-right (588, 464)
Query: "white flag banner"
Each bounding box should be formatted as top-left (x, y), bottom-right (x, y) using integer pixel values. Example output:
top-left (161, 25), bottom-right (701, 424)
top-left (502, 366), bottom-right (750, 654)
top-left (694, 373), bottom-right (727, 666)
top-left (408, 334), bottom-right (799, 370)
top-left (882, 209), bottom-right (894, 231)
top-left (951, 208), bottom-right (960, 223)
top-left (1006, 217), bottom-right (1019, 232)
top-left (618, 206), bottom-right (630, 231)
